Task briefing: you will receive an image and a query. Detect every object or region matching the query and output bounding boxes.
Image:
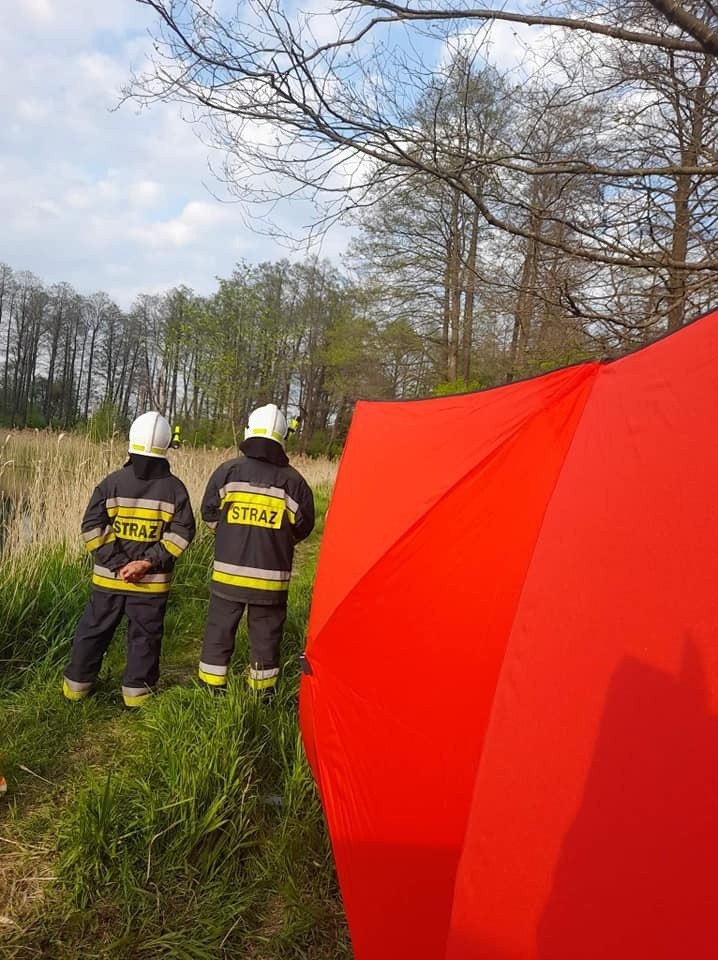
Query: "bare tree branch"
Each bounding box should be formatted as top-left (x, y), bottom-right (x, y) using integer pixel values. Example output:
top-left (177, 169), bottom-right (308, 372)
top-left (645, 0), bottom-right (718, 54)
top-left (354, 0), bottom-right (712, 54)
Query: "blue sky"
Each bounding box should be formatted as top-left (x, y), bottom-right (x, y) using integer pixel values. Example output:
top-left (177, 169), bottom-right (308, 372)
top-left (0, 0), bottom-right (534, 309)
top-left (0, 0), bottom-right (355, 308)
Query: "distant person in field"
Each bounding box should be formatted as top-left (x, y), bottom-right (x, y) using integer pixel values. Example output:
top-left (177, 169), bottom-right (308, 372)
top-left (198, 404), bottom-right (315, 700)
top-left (63, 412), bottom-right (195, 708)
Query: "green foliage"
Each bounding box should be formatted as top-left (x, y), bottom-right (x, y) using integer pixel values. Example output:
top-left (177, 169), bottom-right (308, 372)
top-left (87, 400), bottom-right (129, 443)
top-left (522, 345), bottom-right (596, 376)
top-left (1, 661), bottom-right (119, 788)
top-left (0, 546), bottom-right (90, 687)
top-left (301, 428), bottom-right (344, 459)
top-left (185, 418), bottom-right (239, 448)
top-left (433, 376), bottom-right (483, 396)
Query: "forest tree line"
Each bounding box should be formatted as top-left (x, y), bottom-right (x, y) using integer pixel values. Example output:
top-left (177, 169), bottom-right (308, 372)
top-left (5, 0), bottom-right (718, 448)
top-left (0, 258), bottom-right (432, 451)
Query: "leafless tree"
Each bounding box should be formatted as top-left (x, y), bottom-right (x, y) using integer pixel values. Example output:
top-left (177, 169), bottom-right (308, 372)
top-left (131, 1), bottom-right (718, 279)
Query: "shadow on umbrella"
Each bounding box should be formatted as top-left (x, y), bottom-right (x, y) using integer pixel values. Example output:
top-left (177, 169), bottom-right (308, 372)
top-left (538, 641), bottom-right (718, 960)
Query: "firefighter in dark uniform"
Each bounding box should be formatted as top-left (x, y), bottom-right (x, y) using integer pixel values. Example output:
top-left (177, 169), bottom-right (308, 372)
top-left (198, 403), bottom-right (315, 697)
top-left (63, 412), bottom-right (196, 708)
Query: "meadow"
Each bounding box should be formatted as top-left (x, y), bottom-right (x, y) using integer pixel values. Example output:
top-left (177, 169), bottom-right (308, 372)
top-left (0, 431), bottom-right (349, 959)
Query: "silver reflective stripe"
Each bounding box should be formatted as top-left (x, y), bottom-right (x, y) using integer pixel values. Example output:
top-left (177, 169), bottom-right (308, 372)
top-left (248, 666), bottom-right (280, 680)
top-left (199, 661), bottom-right (228, 677)
top-left (219, 481), bottom-right (287, 501)
top-left (163, 531), bottom-right (190, 550)
top-left (122, 685), bottom-right (151, 697)
top-left (93, 564), bottom-right (171, 584)
top-left (285, 494), bottom-right (299, 514)
top-left (64, 676), bottom-right (94, 693)
top-left (106, 497), bottom-right (175, 514)
top-left (213, 560), bottom-right (290, 581)
top-left (82, 526), bottom-right (104, 543)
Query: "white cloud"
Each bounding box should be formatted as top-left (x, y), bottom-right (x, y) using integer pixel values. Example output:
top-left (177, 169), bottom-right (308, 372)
top-left (16, 98), bottom-right (50, 122)
top-left (20, 0), bottom-right (54, 23)
top-left (0, 0), bottom-right (351, 308)
top-left (128, 179), bottom-right (164, 208)
top-left (129, 200), bottom-right (237, 248)
top-left (129, 220), bottom-right (193, 249)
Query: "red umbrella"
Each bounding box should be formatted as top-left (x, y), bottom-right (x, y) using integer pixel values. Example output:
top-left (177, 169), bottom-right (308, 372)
top-left (300, 311), bottom-right (718, 960)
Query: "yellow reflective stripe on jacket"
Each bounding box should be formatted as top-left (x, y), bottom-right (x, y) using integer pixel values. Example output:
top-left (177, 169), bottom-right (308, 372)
top-left (92, 574), bottom-right (170, 594)
top-left (83, 525), bottom-right (104, 544)
top-left (160, 530), bottom-right (189, 557)
top-left (285, 494), bottom-right (299, 525)
top-left (212, 570), bottom-right (289, 592)
top-left (161, 538), bottom-right (183, 558)
top-left (92, 565), bottom-right (171, 594)
top-left (164, 530), bottom-right (190, 551)
top-left (83, 525), bottom-right (115, 552)
top-left (86, 531), bottom-right (116, 552)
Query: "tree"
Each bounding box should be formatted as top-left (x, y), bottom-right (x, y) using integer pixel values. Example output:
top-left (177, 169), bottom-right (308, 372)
top-left (80, 293), bottom-right (117, 420)
top-left (131, 0), bottom-right (718, 284)
top-left (4, 272), bottom-right (46, 427)
top-left (0, 263), bottom-right (17, 419)
top-left (355, 1), bottom-right (718, 57)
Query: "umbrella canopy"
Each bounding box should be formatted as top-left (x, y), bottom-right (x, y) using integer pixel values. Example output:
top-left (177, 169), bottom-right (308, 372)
top-left (299, 312), bottom-right (718, 960)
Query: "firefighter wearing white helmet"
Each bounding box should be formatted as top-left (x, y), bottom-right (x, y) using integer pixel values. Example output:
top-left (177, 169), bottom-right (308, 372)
top-left (128, 410), bottom-right (173, 458)
top-left (198, 403), bottom-right (315, 699)
top-left (63, 412), bottom-right (195, 708)
top-left (245, 403), bottom-right (289, 446)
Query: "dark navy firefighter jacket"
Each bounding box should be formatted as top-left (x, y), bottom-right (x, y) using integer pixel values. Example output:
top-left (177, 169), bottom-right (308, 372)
top-left (201, 437), bottom-right (315, 605)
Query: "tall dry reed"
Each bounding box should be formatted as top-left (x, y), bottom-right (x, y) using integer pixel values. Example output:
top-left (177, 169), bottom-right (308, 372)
top-left (0, 429), bottom-right (337, 565)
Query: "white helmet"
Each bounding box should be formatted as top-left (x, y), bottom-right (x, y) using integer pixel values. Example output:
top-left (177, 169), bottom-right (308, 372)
top-left (244, 403), bottom-right (288, 447)
top-left (128, 411), bottom-right (172, 459)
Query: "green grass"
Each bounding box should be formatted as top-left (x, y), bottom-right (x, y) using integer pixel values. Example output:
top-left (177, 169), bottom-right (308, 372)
top-left (0, 547), bottom-right (92, 681)
top-left (0, 486), bottom-right (350, 959)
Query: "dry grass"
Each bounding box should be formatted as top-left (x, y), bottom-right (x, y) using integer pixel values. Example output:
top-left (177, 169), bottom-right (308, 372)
top-left (0, 429), bottom-right (337, 563)
top-left (0, 834), bottom-right (55, 925)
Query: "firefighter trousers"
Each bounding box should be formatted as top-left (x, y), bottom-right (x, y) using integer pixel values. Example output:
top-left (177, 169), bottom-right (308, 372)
top-left (64, 589), bottom-right (168, 706)
top-left (198, 592), bottom-right (287, 691)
